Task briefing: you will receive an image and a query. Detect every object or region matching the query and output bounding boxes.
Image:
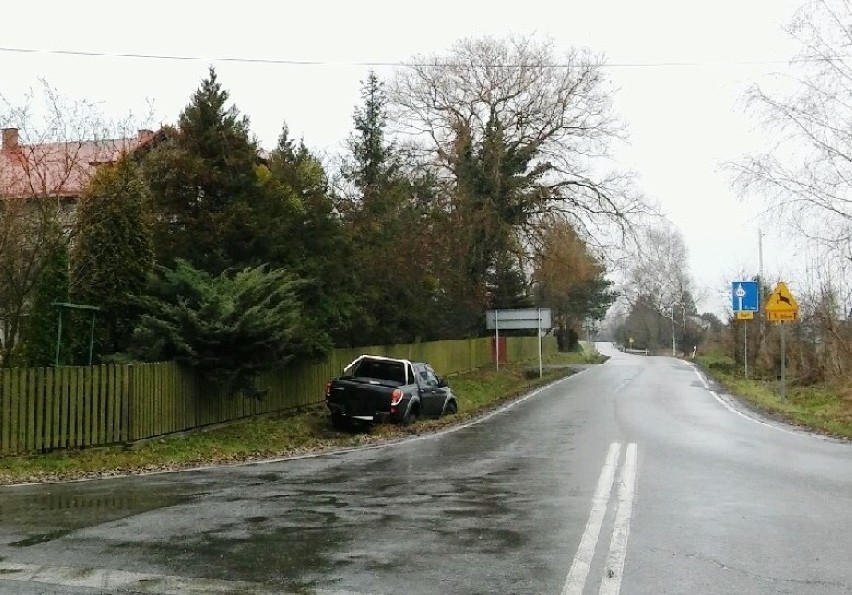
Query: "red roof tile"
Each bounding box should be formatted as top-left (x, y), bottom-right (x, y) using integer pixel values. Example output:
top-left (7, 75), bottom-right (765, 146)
top-left (0, 129), bottom-right (158, 200)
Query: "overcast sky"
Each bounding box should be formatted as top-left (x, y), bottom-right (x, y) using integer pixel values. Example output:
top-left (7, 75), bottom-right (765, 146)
top-left (1, 0), bottom-right (807, 314)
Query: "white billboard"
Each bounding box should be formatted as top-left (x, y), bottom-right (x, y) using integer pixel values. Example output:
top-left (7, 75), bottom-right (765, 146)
top-left (485, 308), bottom-right (552, 330)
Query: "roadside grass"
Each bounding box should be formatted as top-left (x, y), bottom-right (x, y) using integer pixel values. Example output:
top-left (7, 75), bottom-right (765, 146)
top-left (697, 353), bottom-right (852, 439)
top-left (0, 360), bottom-right (581, 485)
top-left (544, 347), bottom-right (608, 365)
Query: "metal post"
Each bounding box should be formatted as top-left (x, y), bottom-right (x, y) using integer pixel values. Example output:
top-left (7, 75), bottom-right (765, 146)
top-left (780, 323), bottom-right (787, 400)
top-left (538, 308), bottom-right (543, 379)
top-left (54, 309), bottom-right (63, 366)
top-left (744, 320), bottom-right (749, 379)
top-left (495, 310), bottom-right (500, 371)
top-left (88, 312), bottom-right (96, 366)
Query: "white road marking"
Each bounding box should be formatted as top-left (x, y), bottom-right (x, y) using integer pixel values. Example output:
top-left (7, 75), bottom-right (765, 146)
top-left (692, 365), bottom-right (834, 440)
top-left (561, 442), bottom-right (622, 595)
top-left (708, 390), bottom-right (810, 438)
top-left (694, 369), bottom-right (710, 389)
top-left (598, 443), bottom-right (638, 595)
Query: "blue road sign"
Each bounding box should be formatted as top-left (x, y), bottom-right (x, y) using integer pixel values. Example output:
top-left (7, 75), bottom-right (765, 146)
top-left (732, 281), bottom-right (759, 312)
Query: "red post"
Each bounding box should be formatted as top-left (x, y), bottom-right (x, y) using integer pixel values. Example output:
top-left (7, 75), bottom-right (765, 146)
top-left (491, 337), bottom-right (507, 365)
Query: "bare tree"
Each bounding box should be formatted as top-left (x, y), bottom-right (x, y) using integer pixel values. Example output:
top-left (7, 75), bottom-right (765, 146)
top-left (788, 253), bottom-right (852, 381)
top-left (0, 199), bottom-right (65, 364)
top-left (621, 222), bottom-right (695, 312)
top-left (730, 0), bottom-right (852, 262)
top-left (614, 221), bottom-right (701, 351)
top-left (390, 36), bottom-right (649, 253)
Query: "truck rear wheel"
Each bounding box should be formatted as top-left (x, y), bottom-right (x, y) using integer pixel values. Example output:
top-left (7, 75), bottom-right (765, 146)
top-left (331, 413), bottom-right (349, 431)
top-left (402, 405), bottom-right (418, 426)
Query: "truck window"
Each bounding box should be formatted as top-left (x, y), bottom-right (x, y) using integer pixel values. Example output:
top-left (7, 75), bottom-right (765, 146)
top-left (350, 359), bottom-right (406, 384)
top-left (418, 367), bottom-right (439, 388)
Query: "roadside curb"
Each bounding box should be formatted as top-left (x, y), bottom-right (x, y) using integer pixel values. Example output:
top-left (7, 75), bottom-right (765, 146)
top-left (2, 365), bottom-right (593, 488)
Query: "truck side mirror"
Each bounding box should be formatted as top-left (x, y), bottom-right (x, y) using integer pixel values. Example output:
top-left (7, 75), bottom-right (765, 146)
top-left (437, 377), bottom-right (448, 388)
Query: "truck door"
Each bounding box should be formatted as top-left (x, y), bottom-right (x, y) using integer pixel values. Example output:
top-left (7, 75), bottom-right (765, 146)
top-left (415, 364), bottom-right (442, 416)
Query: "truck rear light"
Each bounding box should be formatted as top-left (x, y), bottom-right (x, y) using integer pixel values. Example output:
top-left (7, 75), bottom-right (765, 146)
top-left (390, 389), bottom-right (404, 406)
top-left (325, 382), bottom-right (332, 400)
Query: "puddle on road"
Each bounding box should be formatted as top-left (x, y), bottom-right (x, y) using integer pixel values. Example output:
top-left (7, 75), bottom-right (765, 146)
top-left (142, 522), bottom-right (346, 594)
top-left (253, 472), bottom-right (281, 483)
top-left (0, 482), bottom-right (200, 546)
top-left (9, 528), bottom-right (72, 547)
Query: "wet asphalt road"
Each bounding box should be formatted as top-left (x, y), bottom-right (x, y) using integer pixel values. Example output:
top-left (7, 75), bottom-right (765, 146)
top-left (1, 344), bottom-right (851, 594)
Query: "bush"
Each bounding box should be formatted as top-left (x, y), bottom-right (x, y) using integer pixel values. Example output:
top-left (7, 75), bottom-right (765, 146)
top-left (131, 259), bottom-right (328, 396)
top-left (698, 353), bottom-right (737, 375)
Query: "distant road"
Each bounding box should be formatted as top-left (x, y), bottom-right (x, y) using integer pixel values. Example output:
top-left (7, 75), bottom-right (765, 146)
top-left (1, 343), bottom-right (850, 594)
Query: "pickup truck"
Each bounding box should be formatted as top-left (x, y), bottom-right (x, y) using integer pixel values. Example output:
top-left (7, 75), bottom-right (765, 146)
top-left (325, 355), bottom-right (458, 429)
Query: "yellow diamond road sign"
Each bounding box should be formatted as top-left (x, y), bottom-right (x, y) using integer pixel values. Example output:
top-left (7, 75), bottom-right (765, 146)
top-left (765, 281), bottom-right (798, 322)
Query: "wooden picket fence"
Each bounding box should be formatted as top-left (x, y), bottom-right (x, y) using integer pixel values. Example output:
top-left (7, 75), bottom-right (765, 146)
top-left (0, 335), bottom-right (556, 456)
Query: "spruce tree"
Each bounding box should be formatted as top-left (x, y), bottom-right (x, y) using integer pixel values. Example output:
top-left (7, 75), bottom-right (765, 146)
top-left (143, 67), bottom-right (260, 274)
top-left (339, 72), bottom-right (442, 344)
top-left (71, 156), bottom-right (154, 357)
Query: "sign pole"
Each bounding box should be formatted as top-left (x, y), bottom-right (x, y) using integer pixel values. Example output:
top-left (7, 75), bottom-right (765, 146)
top-left (764, 281), bottom-right (797, 400)
top-left (485, 308), bottom-right (551, 370)
top-left (744, 320), bottom-right (749, 379)
top-left (495, 310), bottom-right (499, 371)
top-left (780, 323), bottom-right (786, 400)
top-left (538, 308), bottom-right (543, 379)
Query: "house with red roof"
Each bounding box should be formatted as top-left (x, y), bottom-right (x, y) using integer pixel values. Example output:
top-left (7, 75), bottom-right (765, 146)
top-left (1, 126), bottom-right (160, 202)
top-left (0, 127), bottom-right (164, 359)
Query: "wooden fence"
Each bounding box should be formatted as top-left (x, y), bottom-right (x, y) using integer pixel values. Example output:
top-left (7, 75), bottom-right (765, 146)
top-left (0, 335), bottom-right (556, 456)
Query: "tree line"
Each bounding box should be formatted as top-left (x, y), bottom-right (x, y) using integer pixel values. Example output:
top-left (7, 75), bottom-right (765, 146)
top-left (723, 0), bottom-right (852, 387)
top-left (603, 222), bottom-right (723, 354)
top-left (1, 37), bottom-right (646, 394)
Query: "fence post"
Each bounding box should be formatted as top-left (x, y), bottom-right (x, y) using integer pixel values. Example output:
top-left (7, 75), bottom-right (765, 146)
top-left (126, 364), bottom-right (135, 442)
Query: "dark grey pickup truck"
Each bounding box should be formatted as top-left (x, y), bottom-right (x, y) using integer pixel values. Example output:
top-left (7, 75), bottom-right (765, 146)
top-left (325, 355), bottom-right (458, 429)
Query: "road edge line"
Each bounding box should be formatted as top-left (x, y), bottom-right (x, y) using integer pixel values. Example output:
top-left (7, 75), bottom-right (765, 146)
top-left (692, 365), bottom-right (839, 441)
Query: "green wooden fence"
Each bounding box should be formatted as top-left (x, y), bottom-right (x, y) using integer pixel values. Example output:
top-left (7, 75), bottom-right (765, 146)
top-left (0, 335), bottom-right (555, 456)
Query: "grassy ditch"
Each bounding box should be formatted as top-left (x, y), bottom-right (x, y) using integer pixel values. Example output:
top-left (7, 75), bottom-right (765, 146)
top-left (697, 353), bottom-right (852, 439)
top-left (1, 360), bottom-right (583, 485)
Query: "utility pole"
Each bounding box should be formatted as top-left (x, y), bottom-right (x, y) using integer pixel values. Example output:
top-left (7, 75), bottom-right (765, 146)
top-left (669, 302), bottom-right (685, 357)
top-left (671, 305), bottom-right (676, 357)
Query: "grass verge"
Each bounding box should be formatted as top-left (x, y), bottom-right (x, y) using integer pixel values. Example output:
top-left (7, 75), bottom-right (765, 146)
top-left (1, 362), bottom-right (579, 485)
top-left (544, 347), bottom-right (609, 365)
top-left (696, 354), bottom-right (852, 440)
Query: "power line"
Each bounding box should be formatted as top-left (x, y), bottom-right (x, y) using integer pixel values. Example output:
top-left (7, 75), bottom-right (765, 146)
top-left (1, 45), bottom-right (848, 69)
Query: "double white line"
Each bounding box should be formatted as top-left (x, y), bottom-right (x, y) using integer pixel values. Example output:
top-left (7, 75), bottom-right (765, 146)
top-left (561, 442), bottom-right (638, 595)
